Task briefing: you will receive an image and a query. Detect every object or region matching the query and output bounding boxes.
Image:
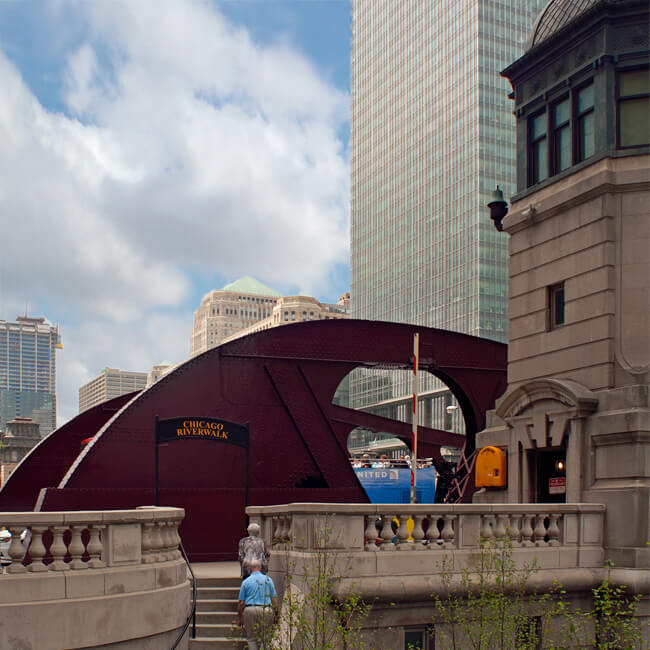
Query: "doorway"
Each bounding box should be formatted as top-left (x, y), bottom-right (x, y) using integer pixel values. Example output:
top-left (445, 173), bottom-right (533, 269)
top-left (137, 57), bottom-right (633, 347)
top-left (535, 449), bottom-right (566, 503)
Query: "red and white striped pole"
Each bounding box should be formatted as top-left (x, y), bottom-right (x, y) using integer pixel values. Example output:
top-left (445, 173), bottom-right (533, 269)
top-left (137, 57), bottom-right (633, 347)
top-left (410, 332), bottom-right (419, 504)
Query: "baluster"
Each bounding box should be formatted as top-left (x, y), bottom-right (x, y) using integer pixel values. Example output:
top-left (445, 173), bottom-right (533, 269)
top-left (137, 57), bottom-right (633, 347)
top-left (27, 526), bottom-right (48, 572)
top-left (379, 514), bottom-right (396, 551)
top-left (150, 522), bottom-right (164, 562)
top-left (141, 522), bottom-right (155, 563)
top-left (547, 514), bottom-right (561, 546)
top-left (494, 514), bottom-right (508, 540)
top-left (441, 515), bottom-right (456, 548)
top-left (49, 526), bottom-right (68, 571)
top-left (6, 526), bottom-right (27, 573)
top-left (534, 514), bottom-right (549, 547)
top-left (275, 517), bottom-right (284, 548)
top-left (396, 513), bottom-right (412, 550)
top-left (411, 514), bottom-right (426, 549)
top-left (160, 521), bottom-right (173, 560)
top-left (87, 525), bottom-right (106, 568)
top-left (426, 515), bottom-right (441, 548)
top-left (480, 515), bottom-right (494, 541)
top-left (278, 515), bottom-right (288, 548)
top-left (271, 517), bottom-right (279, 547)
top-left (284, 516), bottom-right (292, 547)
top-left (508, 514), bottom-right (522, 546)
top-left (69, 526), bottom-right (87, 569)
top-left (520, 515), bottom-right (534, 546)
top-left (170, 519), bottom-right (182, 560)
top-left (275, 517), bottom-right (285, 548)
top-left (364, 515), bottom-right (378, 551)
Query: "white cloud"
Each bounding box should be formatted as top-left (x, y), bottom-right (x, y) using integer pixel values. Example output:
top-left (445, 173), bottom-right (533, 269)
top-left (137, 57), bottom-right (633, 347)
top-left (0, 0), bottom-right (350, 426)
top-left (56, 312), bottom-right (192, 423)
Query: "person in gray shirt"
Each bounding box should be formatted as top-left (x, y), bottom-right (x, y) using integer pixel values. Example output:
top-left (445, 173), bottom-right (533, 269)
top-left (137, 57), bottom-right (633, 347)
top-left (238, 523), bottom-right (270, 579)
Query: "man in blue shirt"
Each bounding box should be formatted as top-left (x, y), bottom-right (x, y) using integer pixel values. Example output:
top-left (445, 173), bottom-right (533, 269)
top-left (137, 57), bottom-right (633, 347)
top-left (237, 558), bottom-right (278, 649)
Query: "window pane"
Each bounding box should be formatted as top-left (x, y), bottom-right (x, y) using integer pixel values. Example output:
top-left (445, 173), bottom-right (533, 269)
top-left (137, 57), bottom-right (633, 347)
top-left (620, 98), bottom-right (650, 146)
top-left (532, 113), bottom-right (546, 138)
top-left (554, 287), bottom-right (565, 325)
top-left (578, 84), bottom-right (594, 112)
top-left (554, 98), bottom-right (570, 125)
top-left (557, 125), bottom-right (571, 171)
top-left (579, 112), bottom-right (595, 160)
top-left (404, 631), bottom-right (424, 650)
top-left (620, 69), bottom-right (650, 96)
top-left (535, 139), bottom-right (548, 182)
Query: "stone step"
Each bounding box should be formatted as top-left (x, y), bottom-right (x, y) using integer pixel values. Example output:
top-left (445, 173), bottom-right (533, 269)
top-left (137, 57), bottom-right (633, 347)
top-left (188, 637), bottom-right (246, 650)
top-left (197, 598), bottom-right (238, 613)
top-left (197, 586), bottom-right (240, 600)
top-left (196, 611), bottom-right (238, 625)
top-left (195, 623), bottom-right (243, 639)
top-left (196, 576), bottom-right (241, 588)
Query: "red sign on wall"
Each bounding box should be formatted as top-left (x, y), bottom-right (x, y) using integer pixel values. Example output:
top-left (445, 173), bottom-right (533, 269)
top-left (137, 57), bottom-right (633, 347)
top-left (549, 477), bottom-right (566, 494)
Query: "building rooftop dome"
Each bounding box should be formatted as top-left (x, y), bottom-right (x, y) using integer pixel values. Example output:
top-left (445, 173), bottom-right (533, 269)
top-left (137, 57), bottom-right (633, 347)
top-left (221, 276), bottom-right (281, 297)
top-left (526, 0), bottom-right (625, 50)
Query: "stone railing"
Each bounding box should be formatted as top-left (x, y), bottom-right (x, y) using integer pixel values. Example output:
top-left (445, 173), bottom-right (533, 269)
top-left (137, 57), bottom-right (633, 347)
top-left (0, 507), bottom-right (190, 650)
top-left (1, 506), bottom-right (183, 573)
top-left (248, 503), bottom-right (606, 602)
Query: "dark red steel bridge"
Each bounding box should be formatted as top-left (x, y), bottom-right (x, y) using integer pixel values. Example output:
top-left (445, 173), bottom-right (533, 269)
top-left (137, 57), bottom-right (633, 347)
top-left (0, 320), bottom-right (506, 561)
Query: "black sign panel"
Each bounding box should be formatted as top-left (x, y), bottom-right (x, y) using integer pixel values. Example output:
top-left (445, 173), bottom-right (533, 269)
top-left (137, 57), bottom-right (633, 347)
top-left (156, 417), bottom-right (249, 448)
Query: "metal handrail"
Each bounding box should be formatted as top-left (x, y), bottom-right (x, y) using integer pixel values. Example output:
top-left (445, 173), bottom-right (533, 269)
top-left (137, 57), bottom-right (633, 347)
top-left (171, 540), bottom-right (197, 649)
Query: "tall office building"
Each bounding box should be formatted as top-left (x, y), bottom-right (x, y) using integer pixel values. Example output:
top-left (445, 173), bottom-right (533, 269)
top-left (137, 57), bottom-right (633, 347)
top-left (0, 316), bottom-right (61, 436)
top-left (190, 277), bottom-right (281, 355)
top-left (191, 277), bottom-right (350, 356)
top-left (78, 368), bottom-right (148, 413)
top-left (350, 0), bottom-right (545, 424)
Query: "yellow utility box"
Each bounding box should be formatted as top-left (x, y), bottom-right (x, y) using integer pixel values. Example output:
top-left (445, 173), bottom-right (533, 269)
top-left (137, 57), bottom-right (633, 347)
top-left (475, 446), bottom-right (507, 487)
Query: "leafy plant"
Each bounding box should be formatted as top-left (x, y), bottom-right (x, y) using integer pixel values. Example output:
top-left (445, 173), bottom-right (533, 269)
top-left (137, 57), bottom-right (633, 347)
top-left (433, 535), bottom-right (550, 650)
top-left (269, 515), bottom-right (371, 649)
top-left (552, 560), bottom-right (645, 649)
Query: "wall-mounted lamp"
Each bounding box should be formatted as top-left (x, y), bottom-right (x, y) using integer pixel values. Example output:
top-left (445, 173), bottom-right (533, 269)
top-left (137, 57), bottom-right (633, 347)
top-left (554, 459), bottom-right (565, 472)
top-left (488, 185), bottom-right (509, 232)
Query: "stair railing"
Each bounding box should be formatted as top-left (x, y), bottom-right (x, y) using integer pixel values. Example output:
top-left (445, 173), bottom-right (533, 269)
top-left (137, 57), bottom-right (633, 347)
top-left (171, 540), bottom-right (197, 649)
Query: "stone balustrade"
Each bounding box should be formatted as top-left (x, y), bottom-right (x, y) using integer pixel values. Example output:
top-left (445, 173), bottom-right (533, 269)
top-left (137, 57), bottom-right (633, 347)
top-left (248, 503), bottom-right (606, 603)
top-left (1, 506), bottom-right (183, 573)
top-left (0, 507), bottom-right (190, 650)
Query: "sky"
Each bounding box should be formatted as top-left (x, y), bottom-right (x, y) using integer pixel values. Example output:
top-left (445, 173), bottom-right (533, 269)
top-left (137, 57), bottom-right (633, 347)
top-left (0, 0), bottom-right (352, 426)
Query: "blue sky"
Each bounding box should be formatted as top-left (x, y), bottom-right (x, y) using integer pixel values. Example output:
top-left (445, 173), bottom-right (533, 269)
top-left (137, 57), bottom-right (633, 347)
top-left (0, 0), bottom-right (352, 423)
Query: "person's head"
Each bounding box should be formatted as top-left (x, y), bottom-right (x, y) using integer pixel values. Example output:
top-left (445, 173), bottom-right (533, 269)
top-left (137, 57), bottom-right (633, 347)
top-left (247, 523), bottom-right (260, 537)
top-left (249, 558), bottom-right (262, 573)
top-left (380, 454), bottom-right (387, 460)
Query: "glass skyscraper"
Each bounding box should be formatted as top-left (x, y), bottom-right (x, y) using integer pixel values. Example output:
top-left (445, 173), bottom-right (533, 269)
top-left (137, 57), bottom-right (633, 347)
top-left (0, 316), bottom-right (61, 436)
top-left (350, 0), bottom-right (545, 425)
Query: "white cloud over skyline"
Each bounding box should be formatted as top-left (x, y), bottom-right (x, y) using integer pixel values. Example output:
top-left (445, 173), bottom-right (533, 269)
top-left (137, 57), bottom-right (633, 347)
top-left (0, 0), bottom-right (350, 425)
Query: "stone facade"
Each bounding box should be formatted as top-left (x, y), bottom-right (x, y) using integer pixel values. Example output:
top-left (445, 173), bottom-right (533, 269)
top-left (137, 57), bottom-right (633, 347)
top-left (475, 0), bottom-right (649, 578)
top-left (78, 367), bottom-right (148, 413)
top-left (0, 417), bottom-right (41, 486)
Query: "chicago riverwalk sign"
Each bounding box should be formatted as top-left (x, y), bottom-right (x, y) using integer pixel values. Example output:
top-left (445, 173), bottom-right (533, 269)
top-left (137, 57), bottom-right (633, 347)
top-left (154, 415), bottom-right (250, 506)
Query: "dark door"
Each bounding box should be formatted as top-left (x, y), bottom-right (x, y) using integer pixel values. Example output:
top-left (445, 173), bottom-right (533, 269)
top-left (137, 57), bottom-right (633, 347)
top-left (536, 449), bottom-right (566, 503)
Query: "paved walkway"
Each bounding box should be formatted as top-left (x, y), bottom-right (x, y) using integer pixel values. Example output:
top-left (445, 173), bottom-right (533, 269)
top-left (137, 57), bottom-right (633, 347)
top-left (191, 561), bottom-right (240, 580)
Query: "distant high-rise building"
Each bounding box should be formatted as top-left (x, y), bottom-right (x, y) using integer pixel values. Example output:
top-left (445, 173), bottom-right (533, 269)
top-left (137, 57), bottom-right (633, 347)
top-left (78, 368), bottom-right (148, 413)
top-left (190, 277), bottom-right (281, 355)
top-left (350, 0), bottom-right (545, 426)
top-left (191, 277), bottom-right (349, 355)
top-left (147, 362), bottom-right (174, 387)
top-left (0, 316), bottom-right (61, 436)
top-left (221, 292), bottom-right (350, 344)
top-left (0, 416), bottom-right (41, 486)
